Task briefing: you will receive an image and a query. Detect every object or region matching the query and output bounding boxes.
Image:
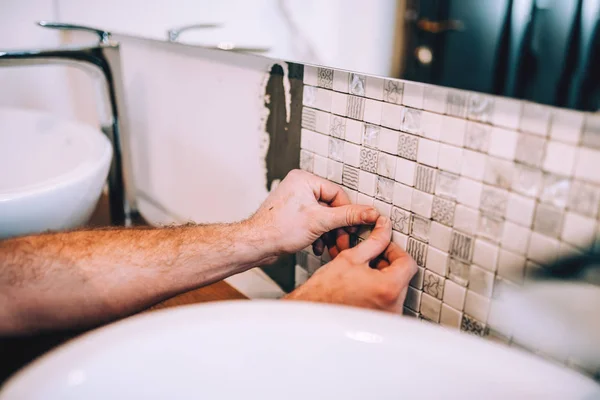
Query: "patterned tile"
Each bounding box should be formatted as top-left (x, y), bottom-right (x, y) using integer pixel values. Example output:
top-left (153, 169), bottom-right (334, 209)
top-left (432, 196), bottom-right (456, 226)
top-left (461, 314), bottom-right (488, 336)
top-left (397, 133), bottom-right (419, 161)
top-left (424, 270), bottom-right (445, 300)
top-left (383, 79), bottom-right (403, 104)
top-left (359, 147), bottom-right (379, 173)
top-left (347, 95), bottom-right (365, 120)
top-left (391, 206), bottom-right (411, 234)
top-left (317, 67), bottom-right (334, 89)
top-left (329, 115), bottom-right (346, 139)
top-left (450, 231), bottom-right (474, 262)
top-left (349, 73), bottom-right (366, 96)
top-left (415, 164), bottom-right (437, 193)
top-left (410, 214), bottom-right (431, 242)
top-left (342, 165), bottom-right (359, 190)
top-left (446, 91), bottom-right (468, 118)
top-left (301, 108), bottom-right (317, 130)
top-left (407, 237), bottom-right (428, 267)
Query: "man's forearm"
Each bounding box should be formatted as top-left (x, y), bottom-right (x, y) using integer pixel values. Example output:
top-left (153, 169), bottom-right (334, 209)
top-left (0, 221), bottom-right (275, 335)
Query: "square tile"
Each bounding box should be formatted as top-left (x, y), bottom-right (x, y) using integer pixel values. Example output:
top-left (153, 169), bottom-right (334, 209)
top-left (359, 147), bottom-right (379, 173)
top-left (430, 222), bottom-right (453, 252)
top-left (407, 237), bottom-right (428, 267)
top-left (346, 95), bottom-right (365, 120)
top-left (342, 187), bottom-right (358, 204)
top-left (574, 147), bottom-right (600, 185)
top-left (467, 93), bottom-right (494, 123)
top-left (417, 138), bottom-right (440, 167)
top-left (378, 128), bottom-right (399, 154)
top-left (437, 144), bottom-right (463, 174)
top-left (403, 307), bottom-right (419, 318)
top-left (397, 133), bottom-right (419, 161)
top-left (461, 314), bottom-right (488, 336)
top-left (365, 76), bottom-right (384, 100)
top-left (395, 158), bottom-right (416, 186)
top-left (520, 103), bottom-right (551, 136)
top-left (349, 73), bottom-right (366, 96)
top-left (453, 204), bottom-right (479, 235)
top-left (383, 79), bottom-right (403, 104)
top-left (314, 87), bottom-right (333, 112)
top-left (381, 103), bottom-right (403, 130)
top-left (302, 85), bottom-right (317, 108)
top-left (356, 192), bottom-right (374, 206)
top-left (414, 164), bottom-right (437, 193)
top-left (342, 165), bottom-right (360, 190)
top-left (364, 99), bottom-right (383, 125)
top-left (568, 181), bottom-right (600, 218)
top-left (403, 82), bottom-right (424, 109)
top-left (440, 304), bottom-right (463, 329)
top-left (445, 90), bottom-right (468, 118)
top-left (468, 264), bottom-right (494, 297)
top-left (450, 231), bottom-right (474, 262)
top-left (313, 154), bottom-right (328, 178)
top-left (411, 190), bottom-right (434, 218)
top-left (374, 199), bottom-right (392, 218)
top-left (426, 245), bottom-right (449, 276)
top-left (402, 108), bottom-right (422, 135)
top-left (420, 292), bottom-right (442, 323)
top-left (421, 111), bottom-right (443, 140)
top-left (332, 70), bottom-right (349, 93)
top-left (343, 141), bottom-right (361, 168)
top-left (443, 279), bottom-right (466, 311)
top-left (392, 230), bottom-right (409, 250)
top-left (461, 149), bottom-right (486, 180)
top-left (404, 286), bottom-right (421, 312)
top-left (329, 115), bottom-right (347, 139)
top-left (303, 65), bottom-right (318, 85)
top-left (549, 109), bottom-right (583, 144)
top-left (299, 150), bottom-right (314, 173)
top-left (375, 176), bottom-right (395, 203)
top-left (331, 92), bottom-right (348, 117)
top-left (491, 97), bottom-right (521, 129)
top-left (497, 249), bottom-right (525, 284)
top-left (464, 290), bottom-right (490, 322)
top-left (327, 159), bottom-right (343, 184)
top-left (489, 127), bottom-right (518, 160)
top-left (515, 133), bottom-right (547, 167)
top-left (543, 141), bottom-right (576, 176)
top-left (477, 213), bottom-right (504, 243)
top-left (302, 129), bottom-right (328, 157)
top-left (533, 203), bottom-right (564, 238)
top-left (302, 108), bottom-right (318, 131)
top-left (439, 116), bottom-right (467, 146)
top-left (362, 123), bottom-right (380, 149)
top-left (480, 185), bottom-right (509, 218)
top-left (581, 114), bottom-right (600, 149)
top-left (483, 156), bottom-right (515, 190)
top-left (457, 177), bottom-right (483, 209)
top-left (432, 197), bottom-right (456, 226)
top-left (377, 152), bottom-right (397, 179)
top-left (391, 206), bottom-right (411, 234)
top-left (423, 270), bottom-right (445, 299)
top-left (435, 171), bottom-right (460, 200)
top-left (358, 170), bottom-right (377, 196)
top-left (344, 118), bottom-right (362, 144)
top-left (410, 214), bottom-right (431, 242)
top-left (393, 182), bottom-right (413, 210)
top-left (423, 86), bottom-right (448, 114)
top-left (448, 257), bottom-right (470, 286)
top-left (328, 137), bottom-right (344, 161)
top-left (512, 164), bottom-right (543, 198)
top-left (465, 121), bottom-right (491, 153)
top-left (410, 266), bottom-right (425, 289)
top-left (540, 174), bottom-right (571, 209)
top-left (561, 211), bottom-right (597, 249)
top-left (472, 239), bottom-right (499, 272)
top-left (317, 67), bottom-right (334, 89)
top-left (501, 221), bottom-right (531, 255)
top-left (527, 232), bottom-right (560, 264)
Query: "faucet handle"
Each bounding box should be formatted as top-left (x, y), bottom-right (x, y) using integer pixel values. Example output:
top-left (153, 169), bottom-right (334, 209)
top-left (166, 23), bottom-right (223, 42)
top-left (37, 21), bottom-right (112, 44)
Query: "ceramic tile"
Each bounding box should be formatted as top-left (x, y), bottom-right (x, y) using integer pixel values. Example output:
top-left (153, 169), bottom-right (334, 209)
top-left (512, 164), bottom-right (543, 198)
top-left (467, 93), bottom-right (494, 123)
top-left (346, 95), bottom-right (365, 120)
top-left (440, 304), bottom-right (463, 329)
top-left (524, 260), bottom-right (544, 281)
top-left (533, 203), bottom-right (564, 238)
top-left (383, 79), bottom-right (403, 104)
top-left (343, 141), bottom-right (361, 168)
top-left (378, 128), bottom-right (399, 154)
top-left (332, 70), bottom-right (349, 93)
top-left (574, 147), bottom-right (600, 184)
top-left (423, 86), bottom-right (448, 114)
top-left (374, 199), bottom-right (392, 218)
top-left (364, 99), bottom-right (383, 125)
top-left (410, 266), bottom-right (425, 289)
top-left (501, 221), bottom-right (531, 255)
top-left (437, 144), bottom-right (463, 174)
top-left (327, 159), bottom-right (343, 184)
top-left (395, 158), bottom-right (416, 186)
top-left (420, 111), bottom-right (443, 141)
top-left (423, 269), bottom-right (445, 299)
top-left (301, 107), bottom-right (318, 131)
top-left (356, 192), bottom-right (374, 206)
top-left (344, 118), bottom-right (363, 144)
top-left (420, 292), bottom-right (442, 323)
top-left (430, 222), bottom-right (453, 252)
top-left (489, 127), bottom-right (518, 161)
top-left (497, 249), bottom-right (525, 285)
top-left (443, 279), bottom-right (467, 310)
top-left (549, 109), bottom-right (583, 144)
top-left (490, 97), bottom-right (521, 129)
top-left (306, 253), bottom-right (321, 276)
top-left (581, 114), bottom-right (600, 149)
top-left (402, 108), bottom-right (422, 135)
top-left (457, 177), bottom-right (483, 209)
top-left (313, 154), bottom-right (328, 178)
top-left (483, 156), bottom-right (514, 190)
top-left (557, 241), bottom-right (583, 260)
top-left (303, 85), bottom-right (317, 108)
top-left (358, 170), bottom-right (377, 196)
top-left (477, 213), bottom-right (504, 244)
top-left (520, 103), bottom-right (551, 136)
top-left (403, 307), bottom-right (419, 318)
top-left (391, 206), bottom-right (411, 234)
top-left (568, 181), bottom-right (600, 218)
top-left (505, 192), bottom-right (535, 226)
top-left (329, 115), bottom-right (346, 139)
top-left (365, 76), bottom-right (384, 100)
top-left (414, 164), bottom-right (437, 193)
top-left (296, 251), bottom-right (308, 270)
top-left (358, 225), bottom-right (372, 240)
top-left (448, 257), bottom-right (470, 286)
top-left (375, 176), bottom-right (394, 203)
top-left (411, 190), bottom-right (434, 218)
top-left (468, 264), bottom-right (495, 297)
top-left (431, 197), bottom-right (455, 227)
top-left (439, 116), bottom-right (467, 147)
top-left (479, 185), bottom-right (509, 218)
top-left (464, 290), bottom-right (490, 322)
top-left (407, 237), bottom-right (428, 267)
top-left (453, 204), bottom-right (479, 235)
top-left (404, 286), bottom-right (422, 312)
top-left (417, 138), bottom-right (440, 167)
top-left (299, 150), bottom-right (314, 173)
top-left (540, 174), bottom-right (570, 210)
top-left (515, 133), bottom-right (547, 167)
top-left (410, 214), bottom-right (431, 242)
top-left (461, 314), bottom-right (488, 337)
top-left (362, 123), bottom-right (380, 149)
top-left (561, 211), bottom-right (597, 249)
top-left (331, 92), bottom-right (348, 117)
top-left (543, 142), bottom-right (576, 176)
top-left (465, 121), bottom-right (491, 153)
top-left (314, 87), bottom-right (333, 112)
top-left (359, 147), bottom-right (379, 173)
top-left (527, 232), bottom-right (560, 264)
top-left (393, 182), bottom-right (413, 210)
top-left (445, 90), bottom-right (468, 118)
top-left (435, 171), bottom-right (460, 200)
top-left (377, 152), bottom-right (397, 179)
top-left (381, 103), bottom-right (403, 130)
top-left (301, 129), bottom-right (328, 157)
top-left (349, 73), bottom-right (366, 96)
top-left (426, 245), bottom-right (449, 276)
top-left (397, 132), bottom-right (419, 161)
top-left (402, 82), bottom-right (424, 109)
top-left (328, 137), bottom-right (344, 161)
top-left (392, 230), bottom-right (409, 251)
top-left (303, 65), bottom-right (318, 85)
top-left (449, 231), bottom-right (474, 263)
top-left (317, 67), bottom-right (334, 89)
top-left (342, 187), bottom-right (358, 205)
top-left (342, 165), bottom-right (360, 190)
top-left (461, 149), bottom-right (486, 180)
top-left (472, 239), bottom-right (499, 272)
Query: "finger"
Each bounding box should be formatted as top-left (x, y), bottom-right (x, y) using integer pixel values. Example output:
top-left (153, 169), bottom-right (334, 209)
top-left (309, 175), bottom-right (352, 207)
top-left (371, 257), bottom-right (391, 270)
top-left (318, 204), bottom-right (379, 232)
top-left (328, 228), bottom-right (350, 259)
top-left (380, 243), bottom-right (418, 285)
top-left (312, 238), bottom-right (325, 256)
top-left (346, 216), bottom-right (392, 264)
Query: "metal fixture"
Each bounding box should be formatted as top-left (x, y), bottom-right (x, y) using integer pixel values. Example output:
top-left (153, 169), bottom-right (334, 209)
top-left (0, 22), bottom-right (136, 226)
top-left (167, 23), bottom-right (271, 53)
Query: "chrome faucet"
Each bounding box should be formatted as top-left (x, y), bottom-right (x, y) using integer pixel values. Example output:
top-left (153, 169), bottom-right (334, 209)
top-left (0, 22), bottom-right (136, 226)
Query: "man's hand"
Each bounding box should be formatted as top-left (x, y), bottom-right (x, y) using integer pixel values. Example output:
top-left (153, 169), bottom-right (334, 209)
top-left (249, 169), bottom-right (379, 258)
top-left (285, 216), bottom-right (418, 313)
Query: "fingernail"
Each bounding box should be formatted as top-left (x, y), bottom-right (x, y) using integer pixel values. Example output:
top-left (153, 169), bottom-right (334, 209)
top-left (377, 216), bottom-right (388, 226)
top-left (361, 208), bottom-right (379, 222)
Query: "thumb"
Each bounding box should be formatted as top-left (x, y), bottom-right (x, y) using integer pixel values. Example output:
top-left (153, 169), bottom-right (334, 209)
top-left (319, 205), bottom-right (379, 232)
top-left (347, 216), bottom-right (392, 263)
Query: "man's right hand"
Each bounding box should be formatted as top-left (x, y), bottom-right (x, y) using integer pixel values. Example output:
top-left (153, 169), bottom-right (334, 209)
top-left (285, 216), bottom-right (417, 313)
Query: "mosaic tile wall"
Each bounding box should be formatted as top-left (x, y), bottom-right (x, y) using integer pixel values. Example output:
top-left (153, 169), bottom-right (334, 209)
top-left (294, 65), bottom-right (600, 374)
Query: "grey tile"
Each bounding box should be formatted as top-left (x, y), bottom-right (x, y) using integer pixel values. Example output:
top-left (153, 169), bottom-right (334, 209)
top-left (317, 67), bottom-right (334, 89)
top-left (450, 231), bottom-right (474, 262)
top-left (359, 147), bottom-right (379, 173)
top-left (540, 174), bottom-right (571, 209)
top-left (402, 108), bottom-right (422, 135)
top-left (383, 79), bottom-right (403, 104)
top-left (446, 91), bottom-right (468, 118)
top-left (435, 171), bottom-right (460, 200)
top-left (465, 122), bottom-right (491, 153)
top-left (432, 196), bottom-right (456, 226)
top-left (449, 257), bottom-right (470, 286)
top-left (362, 123), bottom-right (380, 149)
top-left (467, 94), bottom-right (494, 123)
top-left (484, 157), bottom-right (515, 190)
top-left (410, 214), bottom-right (431, 243)
top-left (299, 150), bottom-right (314, 173)
top-left (346, 95), bottom-right (365, 120)
top-left (581, 114), bottom-right (600, 149)
top-left (296, 251), bottom-right (308, 269)
top-left (423, 270), bottom-right (445, 300)
top-left (301, 108), bottom-right (317, 130)
top-left (391, 206), bottom-right (411, 234)
top-left (376, 176), bottom-right (394, 203)
top-left (415, 164), bottom-right (437, 193)
top-left (533, 203), bottom-right (564, 238)
top-left (342, 165), bottom-right (359, 190)
top-left (397, 133), bottom-right (419, 160)
top-left (568, 181), bottom-right (600, 218)
top-left (515, 133), bottom-right (547, 167)
top-left (407, 237), bottom-right (428, 267)
top-left (477, 213), bottom-right (504, 243)
top-left (512, 164), bottom-right (543, 198)
top-left (461, 314), bottom-right (488, 336)
top-left (480, 185), bottom-right (509, 217)
top-left (410, 266), bottom-right (425, 289)
top-left (329, 115), bottom-right (346, 139)
top-left (403, 307), bottom-right (419, 318)
top-left (404, 286), bottom-right (422, 312)
top-left (349, 73), bottom-right (366, 96)
top-left (328, 137), bottom-right (344, 162)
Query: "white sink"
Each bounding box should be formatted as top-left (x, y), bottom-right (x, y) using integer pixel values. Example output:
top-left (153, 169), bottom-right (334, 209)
top-left (1, 301), bottom-right (598, 399)
top-left (0, 107), bottom-right (112, 239)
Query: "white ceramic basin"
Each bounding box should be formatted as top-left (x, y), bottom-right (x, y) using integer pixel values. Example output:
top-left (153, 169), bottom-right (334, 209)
top-left (1, 301), bottom-right (598, 399)
top-left (0, 107), bottom-right (112, 239)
